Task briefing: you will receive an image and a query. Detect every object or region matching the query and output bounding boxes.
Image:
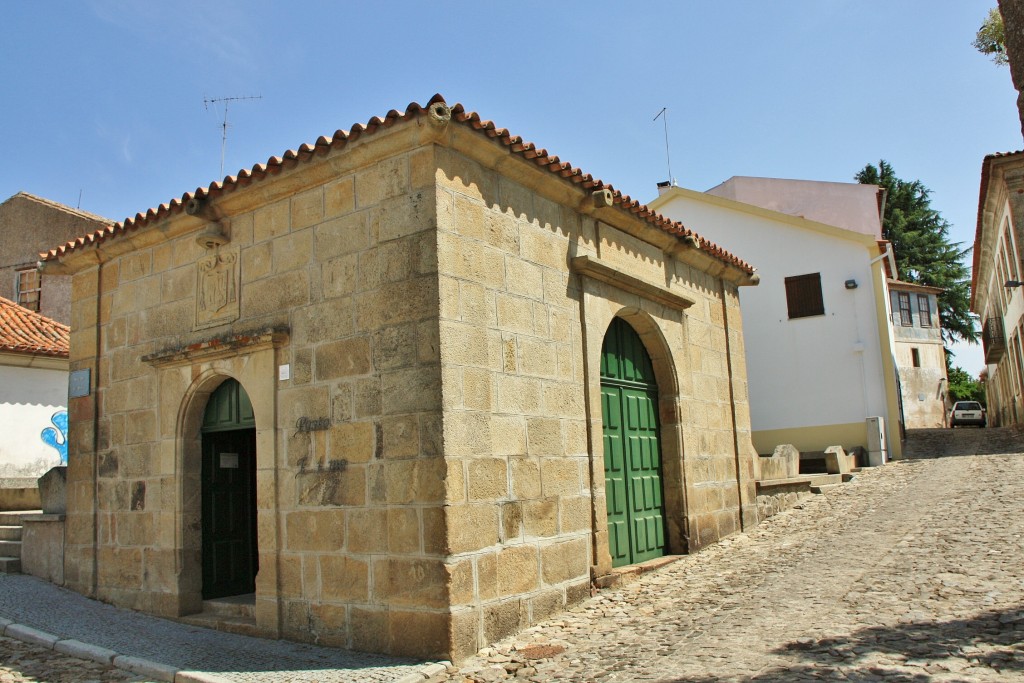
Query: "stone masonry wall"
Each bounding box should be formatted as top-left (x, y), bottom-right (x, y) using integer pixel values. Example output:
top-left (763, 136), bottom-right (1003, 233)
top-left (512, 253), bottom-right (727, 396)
top-left (61, 116), bottom-right (759, 662)
top-left (433, 141), bottom-right (758, 658)
top-left (64, 127), bottom-right (451, 657)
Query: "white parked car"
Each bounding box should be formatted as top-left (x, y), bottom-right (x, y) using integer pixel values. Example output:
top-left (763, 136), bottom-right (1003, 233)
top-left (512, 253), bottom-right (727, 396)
top-left (948, 401), bottom-right (986, 428)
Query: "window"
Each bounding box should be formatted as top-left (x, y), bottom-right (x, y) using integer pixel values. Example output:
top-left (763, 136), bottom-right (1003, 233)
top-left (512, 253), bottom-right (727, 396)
top-left (15, 268), bottom-right (40, 312)
top-left (897, 292), bottom-right (913, 326)
top-left (1004, 220), bottom-right (1020, 280)
top-left (784, 273), bottom-right (824, 319)
top-left (917, 294), bottom-right (932, 327)
top-left (911, 347), bottom-right (921, 368)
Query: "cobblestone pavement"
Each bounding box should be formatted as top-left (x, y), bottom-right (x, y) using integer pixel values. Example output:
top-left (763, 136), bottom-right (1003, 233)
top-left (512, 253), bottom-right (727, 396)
top-left (446, 444), bottom-right (1024, 681)
top-left (0, 574), bottom-right (436, 682)
top-left (0, 634), bottom-right (147, 682)
top-left (2, 431), bottom-right (1023, 682)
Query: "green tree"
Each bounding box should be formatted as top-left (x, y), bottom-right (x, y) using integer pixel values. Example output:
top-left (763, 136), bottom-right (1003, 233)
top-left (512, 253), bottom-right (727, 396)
top-left (974, 7), bottom-right (1008, 65)
top-left (855, 161), bottom-right (977, 346)
top-left (946, 363), bottom-right (986, 406)
top-left (977, 3), bottom-right (1024, 138)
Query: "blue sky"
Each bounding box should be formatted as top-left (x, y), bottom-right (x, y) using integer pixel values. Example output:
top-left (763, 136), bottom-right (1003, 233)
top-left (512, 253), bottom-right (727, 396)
top-left (2, 1), bottom-right (1017, 374)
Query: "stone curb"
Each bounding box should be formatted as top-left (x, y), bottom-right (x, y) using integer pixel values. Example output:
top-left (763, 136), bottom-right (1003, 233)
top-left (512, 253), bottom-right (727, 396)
top-left (113, 654), bottom-right (180, 681)
top-left (174, 671), bottom-right (237, 683)
top-left (54, 638), bottom-right (118, 665)
top-left (0, 616), bottom-right (445, 682)
top-left (0, 620), bottom-right (182, 681)
top-left (4, 623), bottom-right (61, 648)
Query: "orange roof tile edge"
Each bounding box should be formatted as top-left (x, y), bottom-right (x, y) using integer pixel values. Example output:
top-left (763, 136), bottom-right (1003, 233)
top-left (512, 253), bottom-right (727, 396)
top-left (0, 297), bottom-right (70, 358)
top-left (41, 95), bottom-right (754, 275)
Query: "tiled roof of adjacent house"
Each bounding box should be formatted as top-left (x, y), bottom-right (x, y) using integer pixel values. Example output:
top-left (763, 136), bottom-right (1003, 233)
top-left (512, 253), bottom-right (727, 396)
top-left (0, 296), bottom-right (70, 358)
top-left (2, 191), bottom-right (111, 225)
top-left (41, 95), bottom-right (754, 275)
top-left (887, 278), bottom-right (944, 295)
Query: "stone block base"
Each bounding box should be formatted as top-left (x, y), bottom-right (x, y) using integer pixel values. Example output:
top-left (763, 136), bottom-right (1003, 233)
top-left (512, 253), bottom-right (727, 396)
top-left (21, 514), bottom-right (65, 584)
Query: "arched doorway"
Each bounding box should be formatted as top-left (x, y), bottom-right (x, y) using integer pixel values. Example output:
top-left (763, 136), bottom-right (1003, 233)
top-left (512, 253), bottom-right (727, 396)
top-left (600, 317), bottom-right (666, 567)
top-left (200, 378), bottom-right (258, 599)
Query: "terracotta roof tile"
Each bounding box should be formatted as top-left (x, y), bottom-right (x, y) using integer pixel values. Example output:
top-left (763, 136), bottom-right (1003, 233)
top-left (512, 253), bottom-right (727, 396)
top-left (0, 296), bottom-right (69, 358)
top-left (42, 95), bottom-right (754, 275)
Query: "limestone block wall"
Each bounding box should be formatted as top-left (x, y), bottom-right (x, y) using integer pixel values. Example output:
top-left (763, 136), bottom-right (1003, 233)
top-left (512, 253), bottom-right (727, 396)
top-left (434, 146), bottom-right (592, 655)
top-left (434, 143), bottom-right (758, 657)
top-left (59, 114), bottom-right (760, 662)
top-left (64, 129), bottom-right (450, 656)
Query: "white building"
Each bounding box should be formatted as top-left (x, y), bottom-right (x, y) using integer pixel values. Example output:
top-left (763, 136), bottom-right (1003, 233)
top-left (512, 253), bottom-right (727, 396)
top-left (0, 296), bottom-right (69, 476)
top-left (649, 177), bottom-right (902, 459)
top-left (974, 151), bottom-right (1024, 427)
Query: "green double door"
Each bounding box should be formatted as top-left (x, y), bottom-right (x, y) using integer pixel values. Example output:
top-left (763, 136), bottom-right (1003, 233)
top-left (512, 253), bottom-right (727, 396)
top-left (601, 318), bottom-right (667, 567)
top-left (201, 379), bottom-right (258, 600)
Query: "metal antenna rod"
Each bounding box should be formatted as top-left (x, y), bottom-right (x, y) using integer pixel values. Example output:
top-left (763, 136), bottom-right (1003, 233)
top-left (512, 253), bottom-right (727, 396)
top-left (653, 107), bottom-right (673, 186)
top-left (204, 95), bottom-right (262, 177)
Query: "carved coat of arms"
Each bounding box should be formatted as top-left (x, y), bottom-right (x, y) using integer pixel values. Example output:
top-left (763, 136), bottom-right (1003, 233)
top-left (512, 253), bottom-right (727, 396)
top-left (195, 249), bottom-right (240, 329)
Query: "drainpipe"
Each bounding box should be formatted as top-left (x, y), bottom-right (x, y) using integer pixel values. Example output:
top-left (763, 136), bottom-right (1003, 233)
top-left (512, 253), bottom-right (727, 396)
top-left (870, 243), bottom-right (897, 278)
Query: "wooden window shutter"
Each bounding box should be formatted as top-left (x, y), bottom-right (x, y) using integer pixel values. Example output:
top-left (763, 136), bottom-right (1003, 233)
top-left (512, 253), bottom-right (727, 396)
top-left (784, 273), bottom-right (824, 319)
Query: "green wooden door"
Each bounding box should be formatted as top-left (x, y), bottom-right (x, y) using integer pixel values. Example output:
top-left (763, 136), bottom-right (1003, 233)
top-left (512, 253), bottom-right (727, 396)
top-left (201, 379), bottom-right (258, 599)
top-left (601, 318), bottom-right (666, 567)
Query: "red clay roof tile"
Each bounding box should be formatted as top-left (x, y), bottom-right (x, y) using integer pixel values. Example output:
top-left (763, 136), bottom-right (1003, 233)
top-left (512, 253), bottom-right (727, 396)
top-left (42, 95), bottom-right (754, 275)
top-left (0, 296), bottom-right (70, 358)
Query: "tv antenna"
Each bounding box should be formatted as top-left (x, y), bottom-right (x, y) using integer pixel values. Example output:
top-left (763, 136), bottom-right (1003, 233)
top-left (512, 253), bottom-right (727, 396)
top-left (204, 94), bottom-right (262, 177)
top-left (653, 107), bottom-right (674, 186)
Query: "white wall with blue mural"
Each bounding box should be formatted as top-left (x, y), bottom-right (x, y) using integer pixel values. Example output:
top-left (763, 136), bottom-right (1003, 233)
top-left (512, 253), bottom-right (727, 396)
top-left (0, 363), bottom-right (69, 477)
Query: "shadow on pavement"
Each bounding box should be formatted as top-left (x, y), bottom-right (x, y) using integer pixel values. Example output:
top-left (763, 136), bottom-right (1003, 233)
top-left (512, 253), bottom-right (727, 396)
top-left (662, 604), bottom-right (1024, 682)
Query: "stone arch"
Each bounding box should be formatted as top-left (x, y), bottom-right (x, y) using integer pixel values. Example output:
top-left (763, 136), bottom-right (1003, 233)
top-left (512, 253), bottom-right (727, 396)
top-left (175, 370), bottom-right (240, 612)
top-left (172, 360), bottom-right (278, 620)
top-left (582, 302), bottom-right (688, 578)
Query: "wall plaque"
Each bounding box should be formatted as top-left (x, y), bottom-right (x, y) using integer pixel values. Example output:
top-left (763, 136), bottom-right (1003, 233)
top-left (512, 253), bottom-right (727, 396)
top-left (69, 369), bottom-right (91, 398)
top-left (195, 248), bottom-right (240, 330)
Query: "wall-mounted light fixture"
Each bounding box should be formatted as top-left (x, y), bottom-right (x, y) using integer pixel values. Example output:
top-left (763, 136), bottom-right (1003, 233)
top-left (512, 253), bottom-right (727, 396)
top-left (1006, 280), bottom-right (1024, 288)
top-left (844, 279), bottom-right (858, 289)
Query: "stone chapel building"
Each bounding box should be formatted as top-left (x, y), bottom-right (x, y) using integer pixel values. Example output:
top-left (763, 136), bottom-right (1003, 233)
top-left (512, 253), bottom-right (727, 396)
top-left (42, 95), bottom-right (761, 661)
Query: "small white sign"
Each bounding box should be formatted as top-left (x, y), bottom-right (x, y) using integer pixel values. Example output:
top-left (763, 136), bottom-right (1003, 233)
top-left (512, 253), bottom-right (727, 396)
top-left (279, 364), bottom-right (291, 381)
top-left (220, 453), bottom-right (239, 469)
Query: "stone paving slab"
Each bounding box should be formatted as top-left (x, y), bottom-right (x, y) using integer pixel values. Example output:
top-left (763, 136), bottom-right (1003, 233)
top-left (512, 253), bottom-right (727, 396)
top-left (443, 448), bottom-right (1024, 681)
top-left (0, 573), bottom-right (440, 682)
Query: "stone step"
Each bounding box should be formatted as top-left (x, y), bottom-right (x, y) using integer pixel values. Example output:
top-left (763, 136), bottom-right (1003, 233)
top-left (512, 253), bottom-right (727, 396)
top-left (0, 526), bottom-right (22, 541)
top-left (0, 540), bottom-right (21, 558)
top-left (0, 557), bottom-right (21, 574)
top-left (179, 612), bottom-right (260, 637)
top-left (807, 474), bottom-right (843, 488)
top-left (201, 594), bottom-right (256, 619)
top-left (0, 510), bottom-right (42, 525)
top-left (810, 483), bottom-right (843, 494)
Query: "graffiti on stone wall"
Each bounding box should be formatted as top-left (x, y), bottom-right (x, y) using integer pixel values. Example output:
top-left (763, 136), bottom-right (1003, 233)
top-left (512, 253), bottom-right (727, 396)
top-left (40, 410), bottom-right (68, 465)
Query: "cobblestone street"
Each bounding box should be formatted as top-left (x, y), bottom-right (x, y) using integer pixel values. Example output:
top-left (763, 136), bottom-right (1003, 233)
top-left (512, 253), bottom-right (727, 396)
top-left (1, 432), bottom-right (1022, 682)
top-left (447, 433), bottom-right (1024, 682)
top-left (0, 635), bottom-right (146, 682)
